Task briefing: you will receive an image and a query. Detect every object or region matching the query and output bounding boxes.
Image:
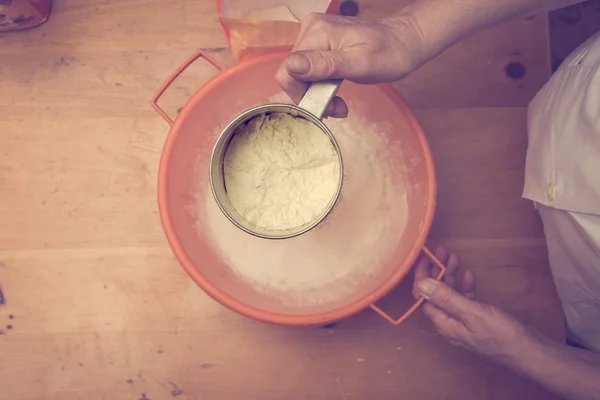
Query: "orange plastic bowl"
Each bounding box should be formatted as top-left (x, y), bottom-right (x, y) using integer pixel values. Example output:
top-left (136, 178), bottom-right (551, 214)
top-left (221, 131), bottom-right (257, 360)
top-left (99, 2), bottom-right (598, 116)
top-left (151, 50), bottom-right (445, 326)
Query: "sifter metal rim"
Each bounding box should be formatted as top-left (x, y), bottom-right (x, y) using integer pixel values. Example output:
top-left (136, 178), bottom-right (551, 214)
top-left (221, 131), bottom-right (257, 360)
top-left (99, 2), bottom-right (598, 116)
top-left (209, 103), bottom-right (344, 240)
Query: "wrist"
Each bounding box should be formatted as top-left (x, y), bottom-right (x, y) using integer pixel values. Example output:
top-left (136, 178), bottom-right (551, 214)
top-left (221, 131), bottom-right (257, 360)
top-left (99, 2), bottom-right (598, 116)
top-left (495, 326), bottom-right (548, 371)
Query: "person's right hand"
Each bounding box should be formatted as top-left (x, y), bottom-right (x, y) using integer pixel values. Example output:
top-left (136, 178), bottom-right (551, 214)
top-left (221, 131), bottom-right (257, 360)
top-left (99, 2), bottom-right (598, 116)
top-left (275, 13), bottom-right (426, 117)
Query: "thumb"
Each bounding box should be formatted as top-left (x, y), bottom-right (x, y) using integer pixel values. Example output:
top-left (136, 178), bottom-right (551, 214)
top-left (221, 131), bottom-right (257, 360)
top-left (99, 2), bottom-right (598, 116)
top-left (286, 50), bottom-right (358, 81)
top-left (418, 278), bottom-right (478, 322)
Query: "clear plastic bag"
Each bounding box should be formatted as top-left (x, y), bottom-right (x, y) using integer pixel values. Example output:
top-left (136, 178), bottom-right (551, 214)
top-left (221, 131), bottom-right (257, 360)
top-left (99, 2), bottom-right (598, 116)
top-left (217, 0), bottom-right (338, 60)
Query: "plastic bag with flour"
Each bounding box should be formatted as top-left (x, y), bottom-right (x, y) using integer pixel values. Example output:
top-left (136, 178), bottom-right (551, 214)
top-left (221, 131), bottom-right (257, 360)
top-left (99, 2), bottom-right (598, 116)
top-left (217, 0), bottom-right (339, 60)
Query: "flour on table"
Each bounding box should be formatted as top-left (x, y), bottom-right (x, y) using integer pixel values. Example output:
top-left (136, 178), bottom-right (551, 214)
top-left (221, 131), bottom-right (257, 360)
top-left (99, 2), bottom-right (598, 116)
top-left (200, 95), bottom-right (409, 306)
top-left (224, 112), bottom-right (340, 231)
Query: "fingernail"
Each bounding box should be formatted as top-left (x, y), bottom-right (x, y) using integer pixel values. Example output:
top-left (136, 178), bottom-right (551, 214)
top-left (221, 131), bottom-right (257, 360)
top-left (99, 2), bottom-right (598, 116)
top-left (328, 107), bottom-right (348, 118)
top-left (418, 279), bottom-right (440, 299)
top-left (287, 54), bottom-right (311, 74)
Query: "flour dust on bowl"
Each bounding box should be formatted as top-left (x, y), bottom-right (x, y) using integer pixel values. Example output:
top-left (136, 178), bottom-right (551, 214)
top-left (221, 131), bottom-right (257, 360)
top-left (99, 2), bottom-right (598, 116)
top-left (151, 51), bottom-right (444, 326)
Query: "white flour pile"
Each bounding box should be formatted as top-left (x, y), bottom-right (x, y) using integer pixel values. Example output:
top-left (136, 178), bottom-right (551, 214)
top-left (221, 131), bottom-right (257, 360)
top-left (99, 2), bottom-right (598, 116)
top-left (224, 112), bottom-right (340, 231)
top-left (200, 97), bottom-right (409, 306)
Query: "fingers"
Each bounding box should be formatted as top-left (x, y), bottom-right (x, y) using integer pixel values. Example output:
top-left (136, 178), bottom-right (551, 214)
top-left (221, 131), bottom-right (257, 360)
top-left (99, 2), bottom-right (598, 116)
top-left (326, 97), bottom-right (348, 118)
top-left (275, 64), bottom-right (308, 105)
top-left (431, 246), bottom-right (449, 279)
top-left (412, 246), bottom-right (451, 299)
top-left (284, 51), bottom-right (355, 118)
top-left (462, 270), bottom-right (477, 300)
top-left (412, 253), bottom-right (432, 299)
top-left (285, 50), bottom-right (362, 82)
top-left (275, 64), bottom-right (349, 118)
top-left (417, 278), bottom-right (479, 323)
top-left (286, 53), bottom-right (311, 75)
top-left (443, 252), bottom-right (461, 290)
top-left (276, 13), bottom-right (388, 118)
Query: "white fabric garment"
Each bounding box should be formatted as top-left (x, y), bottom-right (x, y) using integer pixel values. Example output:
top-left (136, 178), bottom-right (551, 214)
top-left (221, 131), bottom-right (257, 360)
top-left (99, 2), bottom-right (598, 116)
top-left (537, 204), bottom-right (600, 350)
top-left (524, 32), bottom-right (600, 350)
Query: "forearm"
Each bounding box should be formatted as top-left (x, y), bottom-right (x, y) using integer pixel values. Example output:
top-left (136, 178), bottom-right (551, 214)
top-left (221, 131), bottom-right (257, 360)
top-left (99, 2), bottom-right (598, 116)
top-left (505, 331), bottom-right (600, 400)
top-left (386, 0), bottom-right (586, 66)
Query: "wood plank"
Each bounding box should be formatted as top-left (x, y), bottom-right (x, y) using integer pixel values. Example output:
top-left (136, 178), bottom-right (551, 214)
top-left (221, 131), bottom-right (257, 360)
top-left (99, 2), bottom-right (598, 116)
top-left (0, 247), bottom-right (561, 400)
top-left (358, 0), bottom-right (551, 109)
top-left (417, 107), bottom-right (544, 239)
top-left (0, 0), bottom-right (564, 399)
top-left (549, 0), bottom-right (600, 70)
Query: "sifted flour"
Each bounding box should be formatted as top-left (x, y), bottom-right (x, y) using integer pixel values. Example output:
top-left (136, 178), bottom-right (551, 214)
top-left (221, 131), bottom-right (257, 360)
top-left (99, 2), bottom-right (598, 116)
top-left (201, 98), bottom-right (409, 306)
top-left (224, 112), bottom-right (340, 231)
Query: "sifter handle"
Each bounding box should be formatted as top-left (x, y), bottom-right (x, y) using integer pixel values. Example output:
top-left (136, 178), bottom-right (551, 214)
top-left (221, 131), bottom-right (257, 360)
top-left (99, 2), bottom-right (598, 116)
top-left (298, 80), bottom-right (343, 120)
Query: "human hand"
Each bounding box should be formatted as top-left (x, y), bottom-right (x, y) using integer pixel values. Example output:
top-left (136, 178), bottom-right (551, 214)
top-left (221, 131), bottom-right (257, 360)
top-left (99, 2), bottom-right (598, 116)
top-left (413, 247), bottom-right (537, 364)
top-left (275, 13), bottom-right (425, 117)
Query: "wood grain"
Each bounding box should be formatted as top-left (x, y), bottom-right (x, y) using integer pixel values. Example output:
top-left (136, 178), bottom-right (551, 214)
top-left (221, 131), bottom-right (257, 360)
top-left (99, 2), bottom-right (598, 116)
top-left (0, 1), bottom-right (564, 399)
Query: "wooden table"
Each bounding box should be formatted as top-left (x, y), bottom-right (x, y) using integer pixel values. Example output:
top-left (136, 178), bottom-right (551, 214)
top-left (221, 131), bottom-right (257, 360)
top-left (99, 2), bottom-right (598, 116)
top-left (0, 1), bottom-right (565, 399)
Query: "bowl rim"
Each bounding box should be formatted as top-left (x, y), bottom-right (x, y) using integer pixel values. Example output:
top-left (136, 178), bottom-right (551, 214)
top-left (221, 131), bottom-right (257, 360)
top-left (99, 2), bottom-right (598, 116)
top-left (157, 50), bottom-right (437, 326)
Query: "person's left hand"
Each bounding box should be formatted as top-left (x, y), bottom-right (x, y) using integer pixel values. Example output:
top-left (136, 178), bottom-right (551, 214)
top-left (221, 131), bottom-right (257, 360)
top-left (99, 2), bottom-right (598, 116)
top-left (413, 247), bottom-right (538, 364)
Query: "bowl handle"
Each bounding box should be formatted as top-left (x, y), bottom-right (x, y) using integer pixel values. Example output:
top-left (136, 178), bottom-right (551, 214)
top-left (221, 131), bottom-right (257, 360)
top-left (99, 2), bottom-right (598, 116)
top-left (150, 50), bottom-right (224, 126)
top-left (370, 246), bottom-right (447, 325)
